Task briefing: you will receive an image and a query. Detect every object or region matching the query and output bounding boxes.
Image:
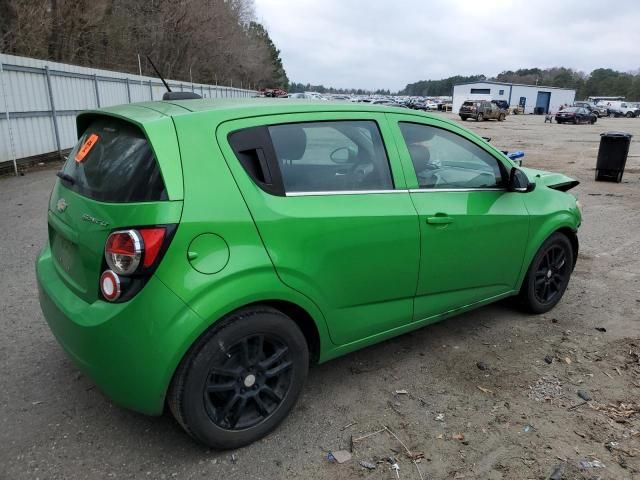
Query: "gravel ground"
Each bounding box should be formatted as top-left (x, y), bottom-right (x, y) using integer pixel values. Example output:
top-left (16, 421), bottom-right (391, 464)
top-left (1, 113), bottom-right (639, 480)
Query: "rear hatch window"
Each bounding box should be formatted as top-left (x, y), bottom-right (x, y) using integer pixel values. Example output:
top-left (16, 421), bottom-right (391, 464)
top-left (59, 117), bottom-right (167, 202)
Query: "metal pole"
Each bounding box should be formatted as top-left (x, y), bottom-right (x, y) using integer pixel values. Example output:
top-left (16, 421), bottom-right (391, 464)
top-left (138, 54), bottom-right (143, 86)
top-left (0, 61), bottom-right (18, 175)
top-left (148, 80), bottom-right (153, 100)
top-left (44, 66), bottom-right (62, 159)
top-left (125, 77), bottom-right (131, 103)
top-left (93, 74), bottom-right (101, 107)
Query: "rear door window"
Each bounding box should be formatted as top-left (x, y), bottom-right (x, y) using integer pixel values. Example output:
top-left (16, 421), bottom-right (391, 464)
top-left (269, 121), bottom-right (393, 193)
top-left (228, 120), bottom-right (394, 195)
top-left (60, 117), bottom-right (167, 202)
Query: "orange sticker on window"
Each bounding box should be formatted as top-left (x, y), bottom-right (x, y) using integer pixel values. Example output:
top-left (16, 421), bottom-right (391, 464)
top-left (75, 133), bottom-right (99, 163)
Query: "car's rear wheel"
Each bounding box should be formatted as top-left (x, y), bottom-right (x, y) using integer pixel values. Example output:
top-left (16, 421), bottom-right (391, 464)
top-left (168, 306), bottom-right (309, 449)
top-left (498, 113), bottom-right (505, 121)
top-left (477, 113), bottom-right (484, 121)
top-left (626, 111), bottom-right (634, 118)
top-left (518, 233), bottom-right (574, 314)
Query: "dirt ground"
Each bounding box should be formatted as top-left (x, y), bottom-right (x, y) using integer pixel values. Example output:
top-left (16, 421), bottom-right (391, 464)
top-left (1, 113), bottom-right (640, 480)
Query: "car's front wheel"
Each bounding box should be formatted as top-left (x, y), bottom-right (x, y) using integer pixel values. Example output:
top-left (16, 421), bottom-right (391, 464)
top-left (518, 233), bottom-right (574, 314)
top-left (168, 306), bottom-right (309, 449)
top-left (477, 113), bottom-right (484, 121)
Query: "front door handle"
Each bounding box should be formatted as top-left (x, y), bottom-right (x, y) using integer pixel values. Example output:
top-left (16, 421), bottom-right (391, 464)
top-left (426, 215), bottom-right (453, 225)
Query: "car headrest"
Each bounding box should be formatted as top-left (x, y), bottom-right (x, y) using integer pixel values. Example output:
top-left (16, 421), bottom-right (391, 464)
top-left (270, 125), bottom-right (307, 161)
top-left (408, 144), bottom-right (431, 172)
top-left (401, 124), bottom-right (435, 144)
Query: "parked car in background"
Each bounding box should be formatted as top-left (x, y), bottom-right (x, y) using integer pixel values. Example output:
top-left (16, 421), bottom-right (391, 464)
top-left (573, 101), bottom-right (606, 118)
top-left (607, 102), bottom-right (639, 118)
top-left (459, 100), bottom-right (506, 121)
top-left (37, 100), bottom-right (581, 449)
top-left (555, 106), bottom-right (597, 124)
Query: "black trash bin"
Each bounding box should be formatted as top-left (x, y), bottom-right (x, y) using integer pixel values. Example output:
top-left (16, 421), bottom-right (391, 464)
top-left (595, 131), bottom-right (633, 183)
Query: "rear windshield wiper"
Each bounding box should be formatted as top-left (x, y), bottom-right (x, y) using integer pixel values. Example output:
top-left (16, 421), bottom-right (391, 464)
top-left (56, 171), bottom-right (75, 185)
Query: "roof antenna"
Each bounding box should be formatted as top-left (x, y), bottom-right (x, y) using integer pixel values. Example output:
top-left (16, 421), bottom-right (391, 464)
top-left (146, 55), bottom-right (201, 101)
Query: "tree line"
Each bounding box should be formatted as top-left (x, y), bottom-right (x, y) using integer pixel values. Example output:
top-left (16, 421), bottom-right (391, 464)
top-left (288, 82), bottom-right (391, 95)
top-left (401, 67), bottom-right (640, 100)
top-left (0, 0), bottom-right (288, 90)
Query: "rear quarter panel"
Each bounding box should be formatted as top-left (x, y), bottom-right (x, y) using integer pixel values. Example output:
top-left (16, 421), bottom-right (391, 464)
top-left (155, 111), bottom-right (333, 363)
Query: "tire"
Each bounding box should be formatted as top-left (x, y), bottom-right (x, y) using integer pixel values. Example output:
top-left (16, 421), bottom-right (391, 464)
top-left (499, 114), bottom-right (505, 121)
top-left (460, 115), bottom-right (468, 121)
top-left (168, 306), bottom-right (309, 449)
top-left (591, 117), bottom-right (597, 124)
top-left (518, 233), bottom-right (574, 314)
top-left (616, 171), bottom-right (623, 183)
top-left (626, 112), bottom-right (633, 118)
top-left (594, 111), bottom-right (600, 118)
top-left (477, 113), bottom-right (484, 121)
top-left (572, 117), bottom-right (577, 124)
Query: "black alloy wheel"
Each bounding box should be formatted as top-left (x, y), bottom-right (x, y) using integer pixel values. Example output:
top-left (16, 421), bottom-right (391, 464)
top-left (518, 233), bottom-right (574, 314)
top-left (203, 333), bottom-right (293, 430)
top-left (168, 306), bottom-right (309, 449)
top-left (533, 244), bottom-right (570, 305)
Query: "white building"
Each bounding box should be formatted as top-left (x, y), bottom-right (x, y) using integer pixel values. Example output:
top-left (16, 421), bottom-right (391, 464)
top-left (452, 81), bottom-right (576, 115)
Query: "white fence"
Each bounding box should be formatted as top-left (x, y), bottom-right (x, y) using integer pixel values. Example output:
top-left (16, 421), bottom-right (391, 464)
top-left (0, 53), bottom-right (256, 174)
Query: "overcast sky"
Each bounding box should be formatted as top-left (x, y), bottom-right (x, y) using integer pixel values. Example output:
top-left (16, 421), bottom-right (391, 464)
top-left (253, 0), bottom-right (640, 91)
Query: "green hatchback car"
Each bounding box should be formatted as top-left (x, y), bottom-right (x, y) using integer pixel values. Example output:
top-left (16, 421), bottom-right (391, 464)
top-left (37, 99), bottom-right (581, 449)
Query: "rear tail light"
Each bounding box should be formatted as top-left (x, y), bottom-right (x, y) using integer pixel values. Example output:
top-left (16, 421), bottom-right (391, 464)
top-left (101, 226), bottom-right (171, 302)
top-left (139, 228), bottom-right (166, 267)
top-left (105, 230), bottom-right (142, 275)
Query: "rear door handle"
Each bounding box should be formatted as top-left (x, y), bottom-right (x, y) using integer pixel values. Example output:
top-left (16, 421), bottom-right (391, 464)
top-left (426, 215), bottom-right (453, 225)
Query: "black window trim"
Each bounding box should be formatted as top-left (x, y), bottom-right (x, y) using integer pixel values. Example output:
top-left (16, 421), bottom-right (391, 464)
top-left (397, 120), bottom-right (509, 191)
top-left (228, 119), bottom-right (400, 197)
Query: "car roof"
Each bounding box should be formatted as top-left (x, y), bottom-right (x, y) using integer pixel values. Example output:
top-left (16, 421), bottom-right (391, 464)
top-left (89, 98), bottom-right (454, 126)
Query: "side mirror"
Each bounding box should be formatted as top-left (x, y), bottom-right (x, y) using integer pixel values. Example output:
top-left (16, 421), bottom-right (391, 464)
top-left (330, 147), bottom-right (352, 164)
top-left (508, 167), bottom-right (536, 193)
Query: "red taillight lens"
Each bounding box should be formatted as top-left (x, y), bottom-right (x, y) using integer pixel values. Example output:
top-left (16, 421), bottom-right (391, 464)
top-left (100, 270), bottom-right (121, 301)
top-left (104, 227), bottom-right (167, 276)
top-left (105, 230), bottom-right (142, 275)
top-left (139, 228), bottom-right (166, 267)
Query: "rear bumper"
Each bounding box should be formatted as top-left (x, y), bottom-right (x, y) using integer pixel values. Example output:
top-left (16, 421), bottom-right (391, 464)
top-left (36, 243), bottom-right (202, 415)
